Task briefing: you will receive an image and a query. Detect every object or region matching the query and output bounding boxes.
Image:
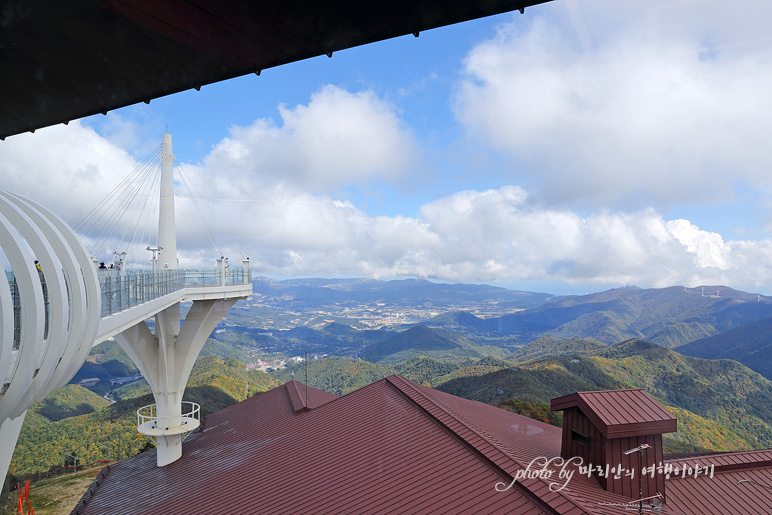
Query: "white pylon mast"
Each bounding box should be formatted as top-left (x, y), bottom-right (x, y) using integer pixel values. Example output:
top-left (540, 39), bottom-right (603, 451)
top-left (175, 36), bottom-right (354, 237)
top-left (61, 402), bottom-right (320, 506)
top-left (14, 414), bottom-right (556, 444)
top-left (152, 132), bottom-right (183, 466)
top-left (117, 132), bottom-right (245, 467)
top-left (158, 133), bottom-right (177, 269)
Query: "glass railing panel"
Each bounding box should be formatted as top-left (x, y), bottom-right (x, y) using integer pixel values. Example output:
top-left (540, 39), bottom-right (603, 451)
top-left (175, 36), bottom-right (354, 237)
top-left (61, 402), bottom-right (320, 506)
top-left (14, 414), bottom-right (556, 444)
top-left (97, 267), bottom-right (251, 317)
top-left (6, 272), bottom-right (21, 350)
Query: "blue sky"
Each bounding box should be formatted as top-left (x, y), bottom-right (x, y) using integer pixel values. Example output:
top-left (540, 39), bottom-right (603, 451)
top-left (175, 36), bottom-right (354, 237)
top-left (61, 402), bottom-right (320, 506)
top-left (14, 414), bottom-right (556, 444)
top-left (3, 0), bottom-right (772, 295)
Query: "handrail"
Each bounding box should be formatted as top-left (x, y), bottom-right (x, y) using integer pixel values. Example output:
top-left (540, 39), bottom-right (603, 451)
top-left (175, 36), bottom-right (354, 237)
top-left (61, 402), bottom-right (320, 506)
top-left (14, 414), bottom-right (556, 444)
top-left (98, 267), bottom-right (251, 317)
top-left (5, 265), bottom-right (252, 343)
top-left (137, 401), bottom-right (200, 434)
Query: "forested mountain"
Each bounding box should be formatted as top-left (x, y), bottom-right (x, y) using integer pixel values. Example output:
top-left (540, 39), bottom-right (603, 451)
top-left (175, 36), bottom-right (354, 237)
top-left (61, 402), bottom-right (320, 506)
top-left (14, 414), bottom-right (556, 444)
top-left (675, 316), bottom-right (772, 380)
top-left (71, 340), bottom-right (139, 385)
top-left (271, 357), bottom-right (393, 395)
top-left (358, 325), bottom-right (509, 364)
top-left (509, 336), bottom-right (606, 363)
top-left (438, 339), bottom-right (772, 451)
top-left (266, 339), bottom-right (772, 454)
top-left (27, 385), bottom-right (109, 423)
top-left (423, 286), bottom-right (772, 347)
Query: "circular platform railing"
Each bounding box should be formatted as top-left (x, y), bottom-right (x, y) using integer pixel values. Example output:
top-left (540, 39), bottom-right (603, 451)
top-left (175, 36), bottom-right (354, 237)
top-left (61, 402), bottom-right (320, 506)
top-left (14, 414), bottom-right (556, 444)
top-left (137, 401), bottom-right (200, 439)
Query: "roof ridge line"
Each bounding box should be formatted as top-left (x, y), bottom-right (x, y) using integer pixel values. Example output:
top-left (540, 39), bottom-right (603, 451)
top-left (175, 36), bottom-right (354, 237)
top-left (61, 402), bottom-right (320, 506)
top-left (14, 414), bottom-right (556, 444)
top-left (385, 375), bottom-right (593, 515)
top-left (286, 380), bottom-right (306, 412)
top-left (385, 375), bottom-right (522, 468)
top-left (577, 388), bottom-right (644, 394)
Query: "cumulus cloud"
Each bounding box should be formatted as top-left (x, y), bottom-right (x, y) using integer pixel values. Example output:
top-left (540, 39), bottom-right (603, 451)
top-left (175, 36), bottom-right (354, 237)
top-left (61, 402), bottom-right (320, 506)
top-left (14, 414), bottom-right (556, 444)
top-left (176, 183), bottom-right (772, 293)
top-left (0, 85), bottom-right (417, 267)
top-left (455, 1), bottom-right (772, 209)
top-left (202, 85), bottom-right (415, 191)
top-left (4, 70), bottom-right (772, 293)
top-left (0, 122), bottom-right (138, 224)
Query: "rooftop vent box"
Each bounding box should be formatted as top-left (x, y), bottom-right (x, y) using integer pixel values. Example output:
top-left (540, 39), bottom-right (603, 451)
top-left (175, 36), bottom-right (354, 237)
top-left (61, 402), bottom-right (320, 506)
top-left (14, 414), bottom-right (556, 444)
top-left (551, 389), bottom-right (677, 501)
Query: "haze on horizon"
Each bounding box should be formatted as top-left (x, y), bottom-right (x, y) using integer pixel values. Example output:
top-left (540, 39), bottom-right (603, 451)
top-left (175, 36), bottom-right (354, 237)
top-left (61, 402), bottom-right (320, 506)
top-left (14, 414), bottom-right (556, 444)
top-left (3, 0), bottom-right (772, 295)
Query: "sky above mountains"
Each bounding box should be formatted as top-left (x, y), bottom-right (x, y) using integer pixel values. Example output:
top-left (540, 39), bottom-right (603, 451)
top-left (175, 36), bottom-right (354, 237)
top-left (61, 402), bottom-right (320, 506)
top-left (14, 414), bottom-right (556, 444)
top-left (3, 0), bottom-right (772, 295)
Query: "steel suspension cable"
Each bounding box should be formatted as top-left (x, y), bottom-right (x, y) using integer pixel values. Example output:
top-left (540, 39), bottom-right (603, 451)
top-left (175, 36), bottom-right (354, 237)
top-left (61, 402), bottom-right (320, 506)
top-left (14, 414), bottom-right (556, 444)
top-left (75, 143), bottom-right (162, 235)
top-left (90, 157), bottom-right (160, 257)
top-left (115, 156), bottom-right (164, 255)
top-left (129, 169), bottom-right (162, 268)
top-left (173, 158), bottom-right (224, 258)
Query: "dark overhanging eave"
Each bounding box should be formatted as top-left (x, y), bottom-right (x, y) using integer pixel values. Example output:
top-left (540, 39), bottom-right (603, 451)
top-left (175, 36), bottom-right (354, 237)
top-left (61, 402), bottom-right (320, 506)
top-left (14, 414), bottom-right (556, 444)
top-left (0, 0), bottom-right (554, 140)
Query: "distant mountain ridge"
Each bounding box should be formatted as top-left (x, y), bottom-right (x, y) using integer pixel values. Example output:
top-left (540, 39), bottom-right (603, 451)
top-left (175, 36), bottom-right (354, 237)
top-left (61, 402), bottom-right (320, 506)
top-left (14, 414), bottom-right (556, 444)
top-left (252, 277), bottom-right (554, 310)
top-left (424, 285), bottom-right (772, 348)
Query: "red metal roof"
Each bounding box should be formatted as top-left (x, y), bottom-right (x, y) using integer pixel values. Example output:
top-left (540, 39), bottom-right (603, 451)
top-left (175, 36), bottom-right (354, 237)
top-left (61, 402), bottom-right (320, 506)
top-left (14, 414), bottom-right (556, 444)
top-left (72, 379), bottom-right (772, 515)
top-left (661, 450), bottom-right (772, 515)
top-left (551, 389), bottom-right (677, 438)
top-left (72, 378), bottom-right (550, 514)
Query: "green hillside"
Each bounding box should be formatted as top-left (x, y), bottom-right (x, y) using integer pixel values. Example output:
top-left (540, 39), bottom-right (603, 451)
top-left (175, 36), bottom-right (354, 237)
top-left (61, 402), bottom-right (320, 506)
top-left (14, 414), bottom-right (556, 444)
top-left (271, 356), bottom-right (393, 395)
top-left (436, 359), bottom-right (626, 405)
top-left (664, 405), bottom-right (755, 452)
top-left (510, 336), bottom-right (606, 363)
top-left (30, 385), bottom-right (110, 422)
top-left (71, 340), bottom-right (139, 384)
top-left (359, 325), bottom-right (509, 364)
top-left (393, 356), bottom-right (463, 386)
top-left (265, 348), bottom-right (760, 454)
top-left (438, 339), bottom-right (772, 451)
top-left (590, 340), bottom-right (772, 446)
top-left (270, 355), bottom-right (476, 392)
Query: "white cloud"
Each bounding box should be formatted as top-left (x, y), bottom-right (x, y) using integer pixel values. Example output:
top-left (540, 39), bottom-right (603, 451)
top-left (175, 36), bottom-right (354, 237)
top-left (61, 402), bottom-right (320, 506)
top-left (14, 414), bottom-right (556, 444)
top-left (181, 183), bottom-right (772, 293)
top-left (5, 75), bottom-right (772, 293)
top-left (0, 122), bottom-right (138, 224)
top-left (202, 85), bottom-right (415, 192)
top-left (455, 1), bottom-right (772, 210)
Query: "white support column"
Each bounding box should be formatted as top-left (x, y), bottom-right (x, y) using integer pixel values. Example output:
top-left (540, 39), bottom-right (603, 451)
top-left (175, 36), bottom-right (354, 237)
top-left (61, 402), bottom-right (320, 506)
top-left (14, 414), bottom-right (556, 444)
top-left (217, 257), bottom-right (225, 286)
top-left (115, 298), bottom-right (238, 466)
top-left (114, 132), bottom-right (242, 466)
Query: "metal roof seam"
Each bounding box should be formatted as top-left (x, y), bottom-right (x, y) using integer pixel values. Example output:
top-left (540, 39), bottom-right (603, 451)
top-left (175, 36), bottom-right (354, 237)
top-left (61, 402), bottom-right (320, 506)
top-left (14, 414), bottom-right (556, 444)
top-left (386, 375), bottom-right (592, 515)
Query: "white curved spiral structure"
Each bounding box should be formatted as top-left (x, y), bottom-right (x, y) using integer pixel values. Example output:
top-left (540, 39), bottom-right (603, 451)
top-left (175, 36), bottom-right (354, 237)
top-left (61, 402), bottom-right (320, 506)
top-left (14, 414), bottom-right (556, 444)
top-left (0, 191), bottom-right (100, 480)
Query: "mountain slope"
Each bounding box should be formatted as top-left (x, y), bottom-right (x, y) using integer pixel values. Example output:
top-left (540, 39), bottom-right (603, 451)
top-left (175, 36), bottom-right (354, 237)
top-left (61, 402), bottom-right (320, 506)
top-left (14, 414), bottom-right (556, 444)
top-left (510, 336), bottom-right (606, 363)
top-left (359, 325), bottom-right (507, 364)
top-left (424, 286), bottom-right (772, 347)
top-left (675, 316), bottom-right (772, 380)
top-left (271, 356), bottom-right (393, 395)
top-left (30, 385), bottom-right (110, 423)
top-left (438, 339), bottom-right (772, 451)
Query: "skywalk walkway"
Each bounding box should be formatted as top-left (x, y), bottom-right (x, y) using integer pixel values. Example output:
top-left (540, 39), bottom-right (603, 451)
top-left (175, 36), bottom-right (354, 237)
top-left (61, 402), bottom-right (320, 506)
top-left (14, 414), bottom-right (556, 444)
top-left (5, 264), bottom-right (252, 348)
top-left (94, 265), bottom-right (252, 344)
